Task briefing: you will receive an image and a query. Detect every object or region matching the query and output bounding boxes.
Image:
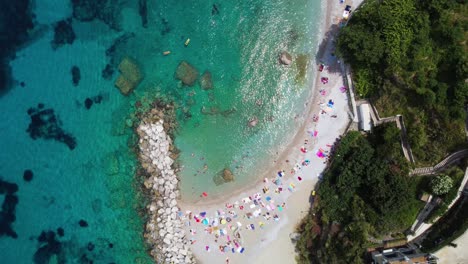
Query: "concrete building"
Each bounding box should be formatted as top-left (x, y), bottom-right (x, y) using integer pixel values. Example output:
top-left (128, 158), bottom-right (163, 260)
top-left (371, 247), bottom-right (438, 264)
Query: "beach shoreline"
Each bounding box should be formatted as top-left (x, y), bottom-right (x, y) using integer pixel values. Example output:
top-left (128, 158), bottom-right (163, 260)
top-left (175, 1), bottom-right (363, 263)
top-left (135, 0), bottom-right (362, 263)
top-left (178, 0), bottom-right (333, 209)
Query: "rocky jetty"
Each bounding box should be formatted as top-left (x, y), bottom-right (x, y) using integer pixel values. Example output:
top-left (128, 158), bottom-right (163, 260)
top-left (137, 110), bottom-right (195, 264)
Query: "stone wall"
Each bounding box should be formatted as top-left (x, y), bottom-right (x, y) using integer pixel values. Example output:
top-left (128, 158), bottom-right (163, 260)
top-left (137, 114), bottom-right (194, 264)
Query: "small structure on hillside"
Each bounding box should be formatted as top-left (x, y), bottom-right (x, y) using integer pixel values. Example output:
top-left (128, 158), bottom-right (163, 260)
top-left (371, 247), bottom-right (438, 264)
top-left (358, 103), bottom-right (372, 131)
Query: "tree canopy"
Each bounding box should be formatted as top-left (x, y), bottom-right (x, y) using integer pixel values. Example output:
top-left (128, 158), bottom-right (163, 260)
top-left (337, 0), bottom-right (468, 165)
top-left (296, 129), bottom-right (423, 263)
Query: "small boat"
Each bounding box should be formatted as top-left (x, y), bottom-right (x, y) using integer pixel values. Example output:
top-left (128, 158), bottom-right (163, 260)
top-left (184, 38), bottom-right (190, 46)
top-left (163, 51), bottom-right (171, 55)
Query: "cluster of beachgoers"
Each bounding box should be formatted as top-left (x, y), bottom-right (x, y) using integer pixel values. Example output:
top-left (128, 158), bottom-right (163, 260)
top-left (137, 111), bottom-right (195, 264)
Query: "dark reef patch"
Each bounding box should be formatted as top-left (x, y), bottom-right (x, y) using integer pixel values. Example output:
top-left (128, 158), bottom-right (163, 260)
top-left (139, 0), bottom-right (148, 28)
top-left (102, 64), bottom-right (114, 80)
top-left (52, 18), bottom-right (76, 49)
top-left (103, 33), bottom-right (135, 79)
top-left (212, 4), bottom-right (220, 15)
top-left (57, 227), bottom-right (64, 237)
top-left (0, 1), bottom-right (34, 96)
top-left (87, 242), bottom-right (95, 251)
top-left (84, 98), bottom-right (93, 109)
top-left (23, 169), bottom-right (33, 182)
top-left (79, 219), bottom-right (88, 227)
top-left (84, 95), bottom-right (103, 110)
top-left (161, 18), bottom-right (170, 35)
top-left (71, 0), bottom-right (122, 31)
top-left (71, 66), bottom-right (81, 86)
top-left (26, 104), bottom-right (77, 150)
top-left (0, 178), bottom-right (19, 239)
top-left (33, 230), bottom-right (63, 264)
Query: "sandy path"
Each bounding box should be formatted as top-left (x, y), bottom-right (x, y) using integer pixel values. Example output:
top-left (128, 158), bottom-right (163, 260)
top-left (177, 0), bottom-right (362, 263)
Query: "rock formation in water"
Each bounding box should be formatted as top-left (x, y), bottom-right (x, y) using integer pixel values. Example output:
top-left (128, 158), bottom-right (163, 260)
top-left (114, 57), bottom-right (143, 95)
top-left (71, 66), bottom-right (80, 86)
top-left (175, 61), bottom-right (198, 86)
top-left (71, 0), bottom-right (122, 31)
top-left (279, 51), bottom-right (292, 65)
top-left (222, 168), bottom-right (234, 182)
top-left (84, 94), bottom-right (103, 110)
top-left (248, 116), bottom-right (259, 127)
top-left (0, 0), bottom-right (34, 95)
top-left (26, 104), bottom-right (77, 150)
top-left (139, 0), bottom-right (148, 28)
top-left (34, 230), bottom-right (63, 264)
top-left (200, 70), bottom-right (213, 90)
top-left (137, 107), bottom-right (195, 264)
top-left (0, 179), bottom-right (19, 238)
top-left (52, 18), bottom-right (76, 49)
top-left (23, 169), bottom-right (34, 182)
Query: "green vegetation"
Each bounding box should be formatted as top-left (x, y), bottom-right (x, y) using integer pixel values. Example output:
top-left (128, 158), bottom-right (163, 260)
top-left (295, 129), bottom-right (424, 263)
top-left (430, 175), bottom-right (454, 195)
top-left (421, 198), bottom-right (468, 252)
top-left (426, 167), bottom-right (465, 223)
top-left (337, 0), bottom-right (468, 165)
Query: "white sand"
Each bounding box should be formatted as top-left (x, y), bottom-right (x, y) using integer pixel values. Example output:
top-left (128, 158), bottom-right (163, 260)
top-left (178, 0), bottom-right (363, 263)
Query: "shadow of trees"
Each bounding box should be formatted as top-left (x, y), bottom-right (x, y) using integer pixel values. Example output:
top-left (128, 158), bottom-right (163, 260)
top-left (314, 23), bottom-right (343, 76)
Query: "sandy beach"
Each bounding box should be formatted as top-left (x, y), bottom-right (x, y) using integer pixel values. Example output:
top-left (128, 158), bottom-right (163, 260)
top-left (178, 0), bottom-right (362, 263)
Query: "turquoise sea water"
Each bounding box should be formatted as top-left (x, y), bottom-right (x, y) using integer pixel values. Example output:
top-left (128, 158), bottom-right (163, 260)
top-left (0, 0), bottom-right (321, 262)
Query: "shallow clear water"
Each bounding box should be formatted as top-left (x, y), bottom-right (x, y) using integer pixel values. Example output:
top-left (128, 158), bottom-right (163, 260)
top-left (0, 0), bottom-right (321, 262)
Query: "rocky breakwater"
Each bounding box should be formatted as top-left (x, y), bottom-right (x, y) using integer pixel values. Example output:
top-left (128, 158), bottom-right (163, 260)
top-left (137, 114), bottom-right (194, 264)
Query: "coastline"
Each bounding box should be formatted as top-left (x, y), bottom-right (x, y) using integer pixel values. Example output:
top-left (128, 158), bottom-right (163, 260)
top-left (177, 0), bottom-right (361, 263)
top-left (135, 0), bottom-right (361, 263)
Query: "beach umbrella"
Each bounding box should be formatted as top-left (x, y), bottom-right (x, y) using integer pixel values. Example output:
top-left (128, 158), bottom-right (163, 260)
top-left (202, 218), bottom-right (209, 225)
top-left (202, 192), bottom-right (208, 197)
top-left (266, 196), bottom-right (271, 201)
top-left (200, 212), bottom-right (207, 217)
top-left (226, 217), bottom-right (232, 222)
top-left (221, 219), bottom-right (227, 225)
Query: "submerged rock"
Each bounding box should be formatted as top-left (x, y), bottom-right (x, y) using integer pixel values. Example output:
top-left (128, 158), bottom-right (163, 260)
top-left (52, 18), bottom-right (76, 49)
top-left (200, 71), bottom-right (213, 90)
top-left (248, 116), bottom-right (258, 127)
top-left (78, 219), bottom-right (88, 227)
top-left (71, 66), bottom-right (80, 86)
top-left (279, 51), bottom-right (292, 65)
top-left (84, 98), bottom-right (93, 109)
top-left (0, 179), bottom-right (19, 239)
top-left (139, 0), bottom-right (148, 28)
top-left (222, 168), bottom-right (234, 182)
top-left (72, 0), bottom-right (122, 31)
top-left (26, 104), bottom-right (77, 150)
top-left (33, 230), bottom-right (62, 264)
top-left (114, 57), bottom-right (143, 95)
top-left (175, 61), bottom-right (198, 86)
top-left (102, 64), bottom-right (115, 80)
top-left (23, 169), bottom-right (33, 182)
